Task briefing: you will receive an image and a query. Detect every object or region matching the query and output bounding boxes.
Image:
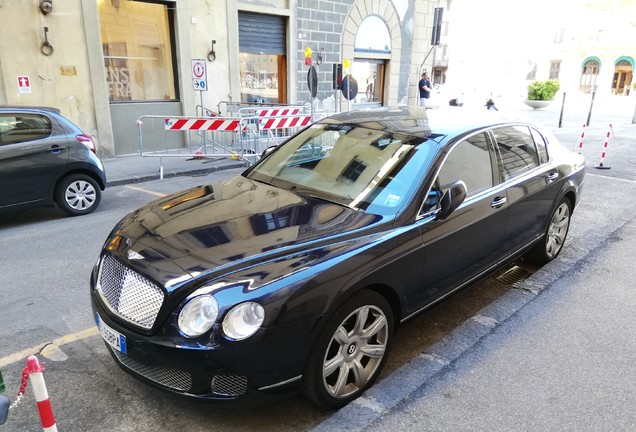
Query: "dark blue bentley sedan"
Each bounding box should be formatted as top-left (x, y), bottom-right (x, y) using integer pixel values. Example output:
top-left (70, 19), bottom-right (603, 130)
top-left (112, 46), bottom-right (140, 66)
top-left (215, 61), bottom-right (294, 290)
top-left (91, 107), bottom-right (584, 408)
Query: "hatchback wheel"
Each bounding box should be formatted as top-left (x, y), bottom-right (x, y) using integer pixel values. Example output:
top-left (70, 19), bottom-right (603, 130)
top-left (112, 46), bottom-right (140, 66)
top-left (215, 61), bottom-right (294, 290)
top-left (303, 289), bottom-right (394, 409)
top-left (525, 198), bottom-right (571, 265)
top-left (55, 174), bottom-right (101, 216)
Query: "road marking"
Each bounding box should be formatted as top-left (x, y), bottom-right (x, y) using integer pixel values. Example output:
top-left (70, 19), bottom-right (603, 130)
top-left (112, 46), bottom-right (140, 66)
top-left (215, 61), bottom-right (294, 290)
top-left (0, 327), bottom-right (98, 368)
top-left (587, 173), bottom-right (636, 184)
top-left (125, 185), bottom-right (167, 197)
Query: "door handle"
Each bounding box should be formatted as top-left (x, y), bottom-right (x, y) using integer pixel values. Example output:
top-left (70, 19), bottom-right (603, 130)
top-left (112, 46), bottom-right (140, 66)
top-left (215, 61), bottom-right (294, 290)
top-left (490, 196), bottom-right (507, 209)
top-left (49, 145), bottom-right (62, 154)
top-left (545, 172), bottom-right (559, 183)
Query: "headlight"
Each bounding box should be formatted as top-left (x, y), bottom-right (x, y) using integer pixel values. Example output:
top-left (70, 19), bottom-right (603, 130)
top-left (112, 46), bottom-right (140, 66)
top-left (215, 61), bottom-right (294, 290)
top-left (222, 302), bottom-right (265, 340)
top-left (178, 295), bottom-right (219, 337)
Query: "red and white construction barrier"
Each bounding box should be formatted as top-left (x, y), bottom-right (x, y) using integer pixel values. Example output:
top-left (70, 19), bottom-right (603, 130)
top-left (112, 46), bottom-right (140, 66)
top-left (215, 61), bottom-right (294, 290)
top-left (164, 118), bottom-right (240, 132)
top-left (259, 115), bottom-right (312, 130)
top-left (576, 124), bottom-right (585, 155)
top-left (253, 107), bottom-right (303, 117)
top-left (595, 124), bottom-right (613, 170)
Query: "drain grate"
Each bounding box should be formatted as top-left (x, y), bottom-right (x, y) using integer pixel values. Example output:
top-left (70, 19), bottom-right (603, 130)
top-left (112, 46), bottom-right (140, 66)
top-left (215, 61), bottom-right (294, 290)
top-left (495, 266), bottom-right (531, 287)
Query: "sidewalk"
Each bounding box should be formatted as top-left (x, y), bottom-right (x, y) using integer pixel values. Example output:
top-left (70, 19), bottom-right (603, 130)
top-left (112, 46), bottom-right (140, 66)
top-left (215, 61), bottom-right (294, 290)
top-left (102, 154), bottom-right (245, 187)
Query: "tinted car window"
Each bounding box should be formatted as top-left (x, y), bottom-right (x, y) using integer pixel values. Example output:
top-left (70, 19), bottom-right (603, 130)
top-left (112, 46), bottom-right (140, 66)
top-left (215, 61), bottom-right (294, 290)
top-left (437, 132), bottom-right (494, 196)
top-left (492, 125), bottom-right (539, 181)
top-left (0, 114), bottom-right (52, 145)
top-left (246, 123), bottom-right (435, 215)
top-left (530, 127), bottom-right (549, 164)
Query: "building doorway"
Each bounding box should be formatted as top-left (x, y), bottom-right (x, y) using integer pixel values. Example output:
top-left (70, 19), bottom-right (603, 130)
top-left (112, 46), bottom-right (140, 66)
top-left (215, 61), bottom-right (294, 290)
top-left (612, 58), bottom-right (634, 95)
top-left (238, 12), bottom-right (287, 105)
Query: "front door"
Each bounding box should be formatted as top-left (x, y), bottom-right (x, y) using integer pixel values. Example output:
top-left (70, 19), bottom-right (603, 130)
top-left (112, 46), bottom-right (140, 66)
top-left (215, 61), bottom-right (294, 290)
top-left (0, 112), bottom-right (70, 207)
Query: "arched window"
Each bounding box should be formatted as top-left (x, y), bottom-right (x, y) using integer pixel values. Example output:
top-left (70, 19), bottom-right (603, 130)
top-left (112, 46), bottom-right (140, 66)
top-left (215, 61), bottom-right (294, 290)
top-left (579, 58), bottom-right (600, 93)
top-left (612, 57), bottom-right (634, 95)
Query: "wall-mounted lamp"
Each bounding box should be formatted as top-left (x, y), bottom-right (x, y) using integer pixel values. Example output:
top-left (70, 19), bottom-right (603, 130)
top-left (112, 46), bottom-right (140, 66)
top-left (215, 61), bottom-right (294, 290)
top-left (39, 0), bottom-right (53, 15)
top-left (208, 40), bottom-right (216, 62)
top-left (41, 26), bottom-right (54, 56)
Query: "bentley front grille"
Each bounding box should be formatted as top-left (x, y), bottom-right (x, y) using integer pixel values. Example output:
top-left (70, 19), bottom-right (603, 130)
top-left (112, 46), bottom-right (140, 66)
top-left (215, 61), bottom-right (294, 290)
top-left (97, 254), bottom-right (164, 330)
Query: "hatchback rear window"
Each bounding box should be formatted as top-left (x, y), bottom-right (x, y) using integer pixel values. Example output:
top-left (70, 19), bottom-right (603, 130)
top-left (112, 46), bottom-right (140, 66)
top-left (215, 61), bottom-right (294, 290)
top-left (0, 114), bottom-right (52, 145)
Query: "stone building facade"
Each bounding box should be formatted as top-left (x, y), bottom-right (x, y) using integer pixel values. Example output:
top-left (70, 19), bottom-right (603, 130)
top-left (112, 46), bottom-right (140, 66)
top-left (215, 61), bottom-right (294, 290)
top-left (0, 0), bottom-right (441, 156)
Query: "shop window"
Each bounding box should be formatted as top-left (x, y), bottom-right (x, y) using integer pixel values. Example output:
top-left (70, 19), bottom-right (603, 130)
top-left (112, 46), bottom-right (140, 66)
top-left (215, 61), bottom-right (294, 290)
top-left (98, 0), bottom-right (177, 102)
top-left (240, 54), bottom-right (285, 104)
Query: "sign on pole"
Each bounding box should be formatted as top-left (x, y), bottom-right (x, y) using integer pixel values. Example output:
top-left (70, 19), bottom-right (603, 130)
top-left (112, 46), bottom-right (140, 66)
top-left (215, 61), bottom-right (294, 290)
top-left (192, 59), bottom-right (208, 91)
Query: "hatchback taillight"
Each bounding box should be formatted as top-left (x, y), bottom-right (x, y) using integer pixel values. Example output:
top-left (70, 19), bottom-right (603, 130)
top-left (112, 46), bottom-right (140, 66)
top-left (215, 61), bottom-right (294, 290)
top-left (76, 134), bottom-right (96, 154)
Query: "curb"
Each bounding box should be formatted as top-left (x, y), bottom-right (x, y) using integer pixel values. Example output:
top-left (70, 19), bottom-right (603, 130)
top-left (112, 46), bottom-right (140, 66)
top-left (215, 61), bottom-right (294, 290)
top-left (105, 162), bottom-right (245, 187)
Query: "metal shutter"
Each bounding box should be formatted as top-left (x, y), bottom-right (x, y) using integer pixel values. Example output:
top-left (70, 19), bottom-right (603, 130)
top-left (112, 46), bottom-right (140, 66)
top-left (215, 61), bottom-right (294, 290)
top-left (238, 12), bottom-right (286, 55)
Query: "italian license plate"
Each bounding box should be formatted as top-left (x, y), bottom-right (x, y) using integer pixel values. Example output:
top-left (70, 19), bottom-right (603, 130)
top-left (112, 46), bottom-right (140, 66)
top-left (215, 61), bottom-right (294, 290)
top-left (96, 313), bottom-right (127, 354)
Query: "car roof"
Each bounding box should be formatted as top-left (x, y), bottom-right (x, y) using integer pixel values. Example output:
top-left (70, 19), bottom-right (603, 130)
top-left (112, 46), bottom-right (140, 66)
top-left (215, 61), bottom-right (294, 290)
top-left (318, 106), bottom-right (540, 142)
top-left (0, 106), bottom-right (62, 115)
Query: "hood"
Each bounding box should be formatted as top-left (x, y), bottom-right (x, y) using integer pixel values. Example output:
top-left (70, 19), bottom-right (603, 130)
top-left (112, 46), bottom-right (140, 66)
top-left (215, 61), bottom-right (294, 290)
top-left (105, 176), bottom-right (386, 290)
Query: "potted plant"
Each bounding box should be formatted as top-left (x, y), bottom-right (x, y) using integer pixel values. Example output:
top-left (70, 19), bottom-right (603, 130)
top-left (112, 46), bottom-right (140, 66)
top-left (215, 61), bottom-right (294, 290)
top-left (524, 80), bottom-right (560, 109)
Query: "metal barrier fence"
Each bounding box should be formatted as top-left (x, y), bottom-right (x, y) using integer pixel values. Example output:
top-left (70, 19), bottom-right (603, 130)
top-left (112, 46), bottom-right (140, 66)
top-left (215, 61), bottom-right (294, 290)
top-left (136, 106), bottom-right (312, 178)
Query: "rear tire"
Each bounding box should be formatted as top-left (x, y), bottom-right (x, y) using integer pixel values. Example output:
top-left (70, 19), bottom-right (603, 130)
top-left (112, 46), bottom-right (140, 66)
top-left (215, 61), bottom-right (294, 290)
top-left (55, 174), bottom-right (101, 216)
top-left (303, 289), bottom-right (394, 409)
top-left (525, 198), bottom-right (571, 265)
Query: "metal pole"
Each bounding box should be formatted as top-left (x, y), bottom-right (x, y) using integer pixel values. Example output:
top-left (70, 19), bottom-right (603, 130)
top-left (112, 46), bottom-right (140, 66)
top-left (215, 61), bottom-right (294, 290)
top-left (558, 92), bottom-right (566, 128)
top-left (632, 100), bottom-right (636, 124)
top-left (586, 91), bottom-right (596, 126)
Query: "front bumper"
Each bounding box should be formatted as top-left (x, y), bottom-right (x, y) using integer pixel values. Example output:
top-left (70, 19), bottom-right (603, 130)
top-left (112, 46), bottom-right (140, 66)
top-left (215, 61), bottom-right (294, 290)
top-left (91, 295), bottom-right (312, 405)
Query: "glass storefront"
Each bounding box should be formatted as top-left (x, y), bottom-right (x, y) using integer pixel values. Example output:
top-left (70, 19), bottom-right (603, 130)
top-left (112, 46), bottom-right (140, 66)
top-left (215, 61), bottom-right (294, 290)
top-left (240, 53), bottom-right (285, 104)
top-left (98, 0), bottom-right (177, 102)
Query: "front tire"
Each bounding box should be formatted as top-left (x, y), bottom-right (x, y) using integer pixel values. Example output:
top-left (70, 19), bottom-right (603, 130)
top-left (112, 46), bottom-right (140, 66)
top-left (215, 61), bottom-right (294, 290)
top-left (525, 198), bottom-right (571, 265)
top-left (55, 174), bottom-right (101, 216)
top-left (303, 289), bottom-right (394, 409)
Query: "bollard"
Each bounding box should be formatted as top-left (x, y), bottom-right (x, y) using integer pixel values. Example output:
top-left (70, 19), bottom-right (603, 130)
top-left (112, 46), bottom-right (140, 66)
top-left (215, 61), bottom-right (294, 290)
top-left (576, 124), bottom-right (585, 155)
top-left (25, 356), bottom-right (58, 432)
top-left (595, 124), bottom-right (612, 170)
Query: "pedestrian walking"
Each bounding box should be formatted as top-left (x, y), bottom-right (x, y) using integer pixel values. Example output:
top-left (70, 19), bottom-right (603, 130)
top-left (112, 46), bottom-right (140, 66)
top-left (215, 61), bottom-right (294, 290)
top-left (418, 72), bottom-right (432, 106)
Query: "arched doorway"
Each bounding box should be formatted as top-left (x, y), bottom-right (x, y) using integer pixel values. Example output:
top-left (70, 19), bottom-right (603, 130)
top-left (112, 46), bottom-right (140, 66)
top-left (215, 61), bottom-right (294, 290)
top-left (579, 57), bottom-right (600, 94)
top-left (612, 57), bottom-right (634, 95)
top-left (353, 16), bottom-right (391, 106)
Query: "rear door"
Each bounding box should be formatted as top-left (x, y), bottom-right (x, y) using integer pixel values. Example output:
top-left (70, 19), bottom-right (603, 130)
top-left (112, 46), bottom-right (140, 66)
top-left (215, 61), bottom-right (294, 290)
top-left (490, 125), bottom-right (561, 254)
top-left (0, 112), bottom-right (70, 207)
top-left (412, 131), bottom-right (510, 307)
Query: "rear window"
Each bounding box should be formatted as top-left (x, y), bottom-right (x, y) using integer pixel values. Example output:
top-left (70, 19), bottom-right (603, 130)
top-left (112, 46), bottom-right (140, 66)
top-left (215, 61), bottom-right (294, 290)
top-left (492, 125), bottom-right (540, 181)
top-left (0, 113), bottom-right (52, 145)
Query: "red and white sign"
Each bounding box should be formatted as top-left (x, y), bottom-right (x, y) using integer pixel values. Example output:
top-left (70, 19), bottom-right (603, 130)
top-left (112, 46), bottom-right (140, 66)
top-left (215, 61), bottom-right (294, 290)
top-left (164, 118), bottom-right (239, 131)
top-left (17, 75), bottom-right (32, 94)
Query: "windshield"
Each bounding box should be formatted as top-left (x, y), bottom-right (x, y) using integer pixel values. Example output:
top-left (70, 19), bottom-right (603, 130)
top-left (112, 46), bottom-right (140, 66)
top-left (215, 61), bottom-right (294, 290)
top-left (245, 123), bottom-right (436, 215)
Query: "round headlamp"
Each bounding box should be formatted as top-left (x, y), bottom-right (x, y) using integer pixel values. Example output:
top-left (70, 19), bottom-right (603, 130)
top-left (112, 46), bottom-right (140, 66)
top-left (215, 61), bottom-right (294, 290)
top-left (222, 302), bottom-right (265, 340)
top-left (178, 295), bottom-right (219, 337)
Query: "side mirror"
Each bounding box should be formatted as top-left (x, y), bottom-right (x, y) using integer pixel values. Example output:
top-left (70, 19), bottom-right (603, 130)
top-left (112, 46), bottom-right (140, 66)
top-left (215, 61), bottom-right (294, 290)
top-left (437, 180), bottom-right (467, 220)
top-left (261, 145), bottom-right (277, 159)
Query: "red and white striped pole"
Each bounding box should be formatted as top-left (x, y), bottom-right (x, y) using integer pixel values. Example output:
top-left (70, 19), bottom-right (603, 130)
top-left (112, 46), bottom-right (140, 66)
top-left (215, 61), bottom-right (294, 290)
top-left (595, 124), bottom-right (612, 170)
top-left (576, 124), bottom-right (585, 155)
top-left (25, 355), bottom-right (58, 432)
